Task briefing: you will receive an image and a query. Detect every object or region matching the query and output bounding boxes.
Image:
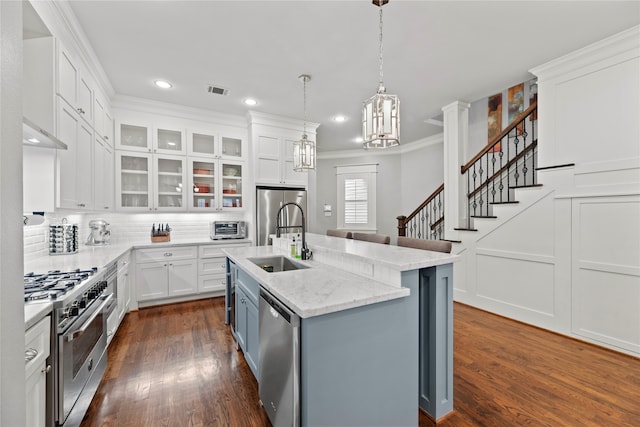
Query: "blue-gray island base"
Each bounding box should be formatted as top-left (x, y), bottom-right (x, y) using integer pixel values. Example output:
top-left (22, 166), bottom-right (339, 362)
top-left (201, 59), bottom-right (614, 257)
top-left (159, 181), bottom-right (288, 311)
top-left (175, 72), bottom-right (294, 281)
top-left (224, 241), bottom-right (455, 426)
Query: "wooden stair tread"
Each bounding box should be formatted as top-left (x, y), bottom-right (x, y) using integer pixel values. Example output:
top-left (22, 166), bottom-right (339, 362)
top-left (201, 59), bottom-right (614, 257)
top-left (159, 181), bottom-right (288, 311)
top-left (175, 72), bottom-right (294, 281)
top-left (509, 184), bottom-right (543, 189)
top-left (471, 215), bottom-right (497, 219)
top-left (490, 201), bottom-right (519, 205)
top-left (454, 227), bottom-right (478, 232)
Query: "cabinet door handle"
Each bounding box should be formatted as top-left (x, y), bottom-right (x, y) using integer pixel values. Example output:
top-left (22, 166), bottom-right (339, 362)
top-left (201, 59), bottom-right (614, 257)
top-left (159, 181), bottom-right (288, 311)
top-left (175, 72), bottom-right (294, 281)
top-left (164, 253), bottom-right (173, 257)
top-left (41, 365), bottom-right (51, 375)
top-left (25, 348), bottom-right (38, 362)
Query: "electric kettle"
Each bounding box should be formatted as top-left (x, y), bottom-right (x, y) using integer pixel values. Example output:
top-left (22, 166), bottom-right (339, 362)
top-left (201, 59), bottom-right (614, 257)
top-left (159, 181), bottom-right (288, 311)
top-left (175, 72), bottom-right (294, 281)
top-left (86, 219), bottom-right (111, 246)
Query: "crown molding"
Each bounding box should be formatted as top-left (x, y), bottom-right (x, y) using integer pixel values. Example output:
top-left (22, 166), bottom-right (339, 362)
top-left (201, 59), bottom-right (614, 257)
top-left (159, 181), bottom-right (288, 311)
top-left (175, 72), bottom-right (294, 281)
top-left (112, 95), bottom-right (248, 129)
top-left (530, 25), bottom-right (640, 81)
top-left (247, 111), bottom-right (320, 134)
top-left (318, 133), bottom-right (443, 160)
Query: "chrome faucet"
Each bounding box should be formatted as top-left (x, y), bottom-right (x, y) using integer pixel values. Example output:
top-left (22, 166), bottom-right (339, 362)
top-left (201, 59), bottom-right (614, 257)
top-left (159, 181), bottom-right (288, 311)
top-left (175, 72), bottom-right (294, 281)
top-left (275, 202), bottom-right (310, 260)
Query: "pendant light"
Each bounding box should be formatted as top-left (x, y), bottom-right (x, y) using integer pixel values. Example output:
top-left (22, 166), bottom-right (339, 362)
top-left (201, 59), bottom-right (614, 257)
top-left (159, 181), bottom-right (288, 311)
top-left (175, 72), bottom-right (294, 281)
top-left (293, 74), bottom-right (316, 171)
top-left (362, 0), bottom-right (400, 149)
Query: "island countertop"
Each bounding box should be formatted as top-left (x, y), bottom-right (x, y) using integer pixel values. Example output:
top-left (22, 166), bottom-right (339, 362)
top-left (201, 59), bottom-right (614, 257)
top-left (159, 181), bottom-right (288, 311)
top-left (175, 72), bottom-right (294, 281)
top-left (223, 245), bottom-right (411, 318)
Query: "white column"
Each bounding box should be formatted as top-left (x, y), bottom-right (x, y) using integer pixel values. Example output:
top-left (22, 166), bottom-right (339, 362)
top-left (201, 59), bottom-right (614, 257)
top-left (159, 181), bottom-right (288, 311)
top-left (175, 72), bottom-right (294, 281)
top-left (1, 1), bottom-right (27, 426)
top-left (442, 101), bottom-right (470, 240)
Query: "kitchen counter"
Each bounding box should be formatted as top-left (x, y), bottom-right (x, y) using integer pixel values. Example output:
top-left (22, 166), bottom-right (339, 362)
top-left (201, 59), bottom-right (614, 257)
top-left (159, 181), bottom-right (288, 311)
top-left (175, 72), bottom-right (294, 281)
top-left (223, 245), bottom-right (410, 318)
top-left (23, 237), bottom-right (252, 328)
top-left (24, 238), bottom-right (252, 274)
top-left (25, 301), bottom-right (53, 330)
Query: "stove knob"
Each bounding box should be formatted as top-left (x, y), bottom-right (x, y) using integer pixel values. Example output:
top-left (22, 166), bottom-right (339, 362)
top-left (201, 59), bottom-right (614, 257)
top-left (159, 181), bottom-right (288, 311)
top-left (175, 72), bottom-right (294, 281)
top-left (88, 289), bottom-right (97, 299)
top-left (70, 301), bottom-right (80, 316)
top-left (79, 298), bottom-right (88, 308)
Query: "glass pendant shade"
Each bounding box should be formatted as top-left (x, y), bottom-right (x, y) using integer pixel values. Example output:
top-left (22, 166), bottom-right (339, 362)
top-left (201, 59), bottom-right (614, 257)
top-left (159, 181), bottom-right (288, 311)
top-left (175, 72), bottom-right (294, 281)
top-left (293, 133), bottom-right (315, 171)
top-left (362, 85), bottom-right (400, 148)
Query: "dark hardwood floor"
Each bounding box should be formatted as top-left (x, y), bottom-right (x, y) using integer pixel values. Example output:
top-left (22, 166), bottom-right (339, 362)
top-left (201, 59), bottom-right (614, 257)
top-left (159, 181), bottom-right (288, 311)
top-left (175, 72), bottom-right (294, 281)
top-left (81, 298), bottom-right (640, 427)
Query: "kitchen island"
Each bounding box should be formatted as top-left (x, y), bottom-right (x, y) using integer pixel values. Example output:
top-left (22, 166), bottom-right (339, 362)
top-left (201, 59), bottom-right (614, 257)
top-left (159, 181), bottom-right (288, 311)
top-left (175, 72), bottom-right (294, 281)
top-left (223, 233), bottom-right (459, 426)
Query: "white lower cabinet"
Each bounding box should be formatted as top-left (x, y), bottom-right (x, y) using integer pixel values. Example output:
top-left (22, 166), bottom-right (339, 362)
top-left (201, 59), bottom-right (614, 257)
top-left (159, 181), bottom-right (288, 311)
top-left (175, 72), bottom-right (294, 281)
top-left (25, 316), bottom-right (51, 427)
top-left (133, 243), bottom-right (251, 307)
top-left (107, 251), bottom-right (132, 346)
top-left (198, 243), bottom-right (250, 293)
top-left (135, 246), bottom-right (198, 303)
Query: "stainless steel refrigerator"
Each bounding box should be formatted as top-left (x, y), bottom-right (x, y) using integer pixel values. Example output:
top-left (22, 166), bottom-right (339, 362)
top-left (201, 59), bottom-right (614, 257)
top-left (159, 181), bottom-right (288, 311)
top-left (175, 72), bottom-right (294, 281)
top-left (256, 186), bottom-right (307, 246)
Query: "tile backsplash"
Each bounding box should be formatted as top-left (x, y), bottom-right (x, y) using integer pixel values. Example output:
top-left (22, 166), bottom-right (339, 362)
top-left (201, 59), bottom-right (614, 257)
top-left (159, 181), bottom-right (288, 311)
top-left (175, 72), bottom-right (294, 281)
top-left (24, 212), bottom-right (248, 263)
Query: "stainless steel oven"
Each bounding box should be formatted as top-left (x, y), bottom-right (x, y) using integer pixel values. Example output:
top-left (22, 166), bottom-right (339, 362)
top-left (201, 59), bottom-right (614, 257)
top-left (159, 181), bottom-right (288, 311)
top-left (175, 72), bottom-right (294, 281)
top-left (58, 293), bottom-right (112, 426)
top-left (27, 261), bottom-right (118, 427)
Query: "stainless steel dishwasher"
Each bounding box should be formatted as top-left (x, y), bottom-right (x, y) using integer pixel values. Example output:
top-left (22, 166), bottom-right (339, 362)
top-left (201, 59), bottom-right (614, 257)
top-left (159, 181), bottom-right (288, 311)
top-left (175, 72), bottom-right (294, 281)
top-left (259, 288), bottom-right (300, 427)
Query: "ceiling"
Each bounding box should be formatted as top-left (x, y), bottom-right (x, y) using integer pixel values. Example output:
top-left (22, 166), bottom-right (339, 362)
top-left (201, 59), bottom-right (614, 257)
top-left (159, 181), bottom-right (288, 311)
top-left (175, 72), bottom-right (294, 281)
top-left (66, 1), bottom-right (640, 152)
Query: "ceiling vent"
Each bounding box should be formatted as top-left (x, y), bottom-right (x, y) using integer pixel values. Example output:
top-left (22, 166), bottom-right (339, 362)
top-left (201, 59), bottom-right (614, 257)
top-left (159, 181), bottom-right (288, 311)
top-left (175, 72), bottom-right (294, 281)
top-left (207, 85), bottom-right (229, 96)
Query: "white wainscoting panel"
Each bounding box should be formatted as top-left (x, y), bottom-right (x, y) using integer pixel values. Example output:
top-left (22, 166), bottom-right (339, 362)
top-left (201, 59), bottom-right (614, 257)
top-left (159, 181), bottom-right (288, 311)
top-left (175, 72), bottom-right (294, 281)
top-left (571, 196), bottom-right (640, 355)
top-left (572, 269), bottom-right (640, 354)
top-left (476, 252), bottom-right (556, 317)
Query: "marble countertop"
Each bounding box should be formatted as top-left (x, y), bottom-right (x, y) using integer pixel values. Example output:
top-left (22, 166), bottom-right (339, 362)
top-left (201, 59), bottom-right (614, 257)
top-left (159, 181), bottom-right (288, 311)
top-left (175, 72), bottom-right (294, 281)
top-left (23, 237), bottom-right (252, 328)
top-left (304, 233), bottom-right (459, 271)
top-left (24, 238), bottom-right (252, 274)
top-left (25, 301), bottom-right (53, 331)
top-left (223, 245), bottom-right (410, 319)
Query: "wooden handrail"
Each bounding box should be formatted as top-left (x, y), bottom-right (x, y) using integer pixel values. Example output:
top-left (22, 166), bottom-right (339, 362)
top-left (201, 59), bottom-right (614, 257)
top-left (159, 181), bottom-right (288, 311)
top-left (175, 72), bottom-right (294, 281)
top-left (404, 183), bottom-right (444, 223)
top-left (461, 101), bottom-right (537, 174)
top-left (467, 141), bottom-right (537, 198)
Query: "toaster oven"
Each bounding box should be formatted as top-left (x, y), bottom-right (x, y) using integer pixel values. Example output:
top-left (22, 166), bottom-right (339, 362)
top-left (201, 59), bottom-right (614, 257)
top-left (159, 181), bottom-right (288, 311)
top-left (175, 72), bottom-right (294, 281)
top-left (211, 221), bottom-right (247, 240)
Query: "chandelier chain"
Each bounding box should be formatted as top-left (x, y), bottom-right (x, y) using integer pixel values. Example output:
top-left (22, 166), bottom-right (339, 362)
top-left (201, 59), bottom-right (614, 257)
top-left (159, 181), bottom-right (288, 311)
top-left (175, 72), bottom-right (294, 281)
top-left (379, 5), bottom-right (384, 89)
top-left (303, 75), bottom-right (307, 135)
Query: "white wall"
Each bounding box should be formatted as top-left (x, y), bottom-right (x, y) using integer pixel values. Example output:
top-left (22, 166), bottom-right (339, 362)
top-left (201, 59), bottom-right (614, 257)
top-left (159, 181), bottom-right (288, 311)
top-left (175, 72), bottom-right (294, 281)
top-left (400, 141), bottom-right (444, 215)
top-left (1, 1), bottom-right (27, 425)
top-left (314, 151), bottom-right (403, 244)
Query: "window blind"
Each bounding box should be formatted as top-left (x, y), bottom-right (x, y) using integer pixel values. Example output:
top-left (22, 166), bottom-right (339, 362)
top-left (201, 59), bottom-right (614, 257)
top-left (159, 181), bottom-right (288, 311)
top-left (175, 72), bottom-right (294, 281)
top-left (344, 178), bottom-right (368, 224)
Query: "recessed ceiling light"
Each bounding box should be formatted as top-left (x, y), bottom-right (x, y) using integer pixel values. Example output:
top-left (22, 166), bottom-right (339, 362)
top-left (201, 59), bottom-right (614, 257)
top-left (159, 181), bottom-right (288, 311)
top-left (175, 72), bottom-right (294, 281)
top-left (354, 136), bottom-right (364, 143)
top-left (333, 115), bottom-right (347, 123)
top-left (154, 80), bottom-right (173, 89)
top-left (244, 98), bottom-right (258, 106)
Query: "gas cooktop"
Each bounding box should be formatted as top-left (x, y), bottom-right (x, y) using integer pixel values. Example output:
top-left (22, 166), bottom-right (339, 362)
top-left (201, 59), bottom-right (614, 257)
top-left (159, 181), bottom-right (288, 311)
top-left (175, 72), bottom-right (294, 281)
top-left (24, 268), bottom-right (98, 302)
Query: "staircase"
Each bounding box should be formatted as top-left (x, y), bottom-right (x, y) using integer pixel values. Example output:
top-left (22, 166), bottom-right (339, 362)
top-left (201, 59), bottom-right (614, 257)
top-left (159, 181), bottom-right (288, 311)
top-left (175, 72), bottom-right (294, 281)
top-left (399, 101), bottom-right (539, 241)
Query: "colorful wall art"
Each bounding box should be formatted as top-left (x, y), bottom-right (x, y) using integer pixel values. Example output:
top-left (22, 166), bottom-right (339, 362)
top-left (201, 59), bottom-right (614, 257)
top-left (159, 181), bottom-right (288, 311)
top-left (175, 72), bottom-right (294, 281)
top-left (488, 93), bottom-right (502, 151)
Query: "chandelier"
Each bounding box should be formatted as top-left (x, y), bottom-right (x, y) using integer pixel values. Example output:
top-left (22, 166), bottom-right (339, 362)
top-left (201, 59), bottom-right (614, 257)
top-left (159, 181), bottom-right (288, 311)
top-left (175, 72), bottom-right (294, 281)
top-left (362, 0), bottom-right (400, 149)
top-left (293, 74), bottom-right (316, 171)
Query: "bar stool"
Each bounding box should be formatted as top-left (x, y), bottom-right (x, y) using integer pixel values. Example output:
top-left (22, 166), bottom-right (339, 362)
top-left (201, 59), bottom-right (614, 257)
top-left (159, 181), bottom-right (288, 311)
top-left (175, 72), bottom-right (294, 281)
top-left (326, 229), bottom-right (352, 239)
top-left (352, 232), bottom-right (390, 245)
top-left (397, 236), bottom-right (452, 253)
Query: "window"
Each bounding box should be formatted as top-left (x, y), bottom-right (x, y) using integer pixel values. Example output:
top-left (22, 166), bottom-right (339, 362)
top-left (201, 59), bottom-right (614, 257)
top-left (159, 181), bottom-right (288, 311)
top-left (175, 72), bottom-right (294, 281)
top-left (336, 164), bottom-right (377, 231)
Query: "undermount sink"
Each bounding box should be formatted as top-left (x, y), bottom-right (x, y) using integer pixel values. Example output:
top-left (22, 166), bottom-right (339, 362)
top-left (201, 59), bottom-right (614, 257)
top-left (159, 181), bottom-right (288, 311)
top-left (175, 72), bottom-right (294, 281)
top-left (248, 255), bottom-right (309, 273)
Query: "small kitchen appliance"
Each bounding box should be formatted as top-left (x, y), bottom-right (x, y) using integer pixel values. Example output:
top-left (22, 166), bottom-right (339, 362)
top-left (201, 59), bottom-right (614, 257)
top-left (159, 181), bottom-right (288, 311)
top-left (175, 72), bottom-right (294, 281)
top-left (86, 219), bottom-right (111, 246)
top-left (211, 221), bottom-right (247, 240)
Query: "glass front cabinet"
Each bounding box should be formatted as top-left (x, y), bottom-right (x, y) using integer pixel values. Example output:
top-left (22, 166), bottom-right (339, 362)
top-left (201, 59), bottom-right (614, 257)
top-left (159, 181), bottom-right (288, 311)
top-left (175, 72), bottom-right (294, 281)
top-left (188, 158), bottom-right (243, 211)
top-left (116, 152), bottom-right (187, 211)
top-left (116, 121), bottom-right (186, 155)
top-left (187, 129), bottom-right (244, 161)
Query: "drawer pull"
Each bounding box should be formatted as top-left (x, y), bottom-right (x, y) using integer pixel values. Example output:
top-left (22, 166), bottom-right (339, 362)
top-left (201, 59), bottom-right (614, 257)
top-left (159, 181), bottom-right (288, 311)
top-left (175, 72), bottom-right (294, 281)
top-left (25, 348), bottom-right (38, 362)
top-left (164, 252), bottom-right (173, 257)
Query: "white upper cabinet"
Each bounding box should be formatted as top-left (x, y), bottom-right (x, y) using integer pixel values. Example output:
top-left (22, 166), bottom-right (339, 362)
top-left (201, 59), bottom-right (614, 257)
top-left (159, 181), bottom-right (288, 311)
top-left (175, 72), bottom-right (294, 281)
top-left (188, 158), bottom-right (244, 212)
top-left (187, 129), bottom-right (245, 160)
top-left (94, 91), bottom-right (114, 147)
top-left (249, 111), bottom-right (319, 187)
top-left (57, 98), bottom-right (94, 210)
top-left (116, 120), bottom-right (186, 155)
top-left (57, 42), bottom-right (93, 125)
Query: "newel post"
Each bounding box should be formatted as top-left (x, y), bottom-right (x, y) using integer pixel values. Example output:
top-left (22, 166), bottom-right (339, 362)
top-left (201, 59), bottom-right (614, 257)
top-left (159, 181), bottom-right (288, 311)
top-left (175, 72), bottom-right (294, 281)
top-left (442, 101), bottom-right (470, 240)
top-left (397, 215), bottom-right (407, 237)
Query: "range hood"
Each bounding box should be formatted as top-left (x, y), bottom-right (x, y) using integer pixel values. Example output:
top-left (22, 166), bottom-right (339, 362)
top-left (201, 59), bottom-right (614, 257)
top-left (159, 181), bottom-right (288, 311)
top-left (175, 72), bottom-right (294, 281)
top-left (23, 117), bottom-right (67, 150)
